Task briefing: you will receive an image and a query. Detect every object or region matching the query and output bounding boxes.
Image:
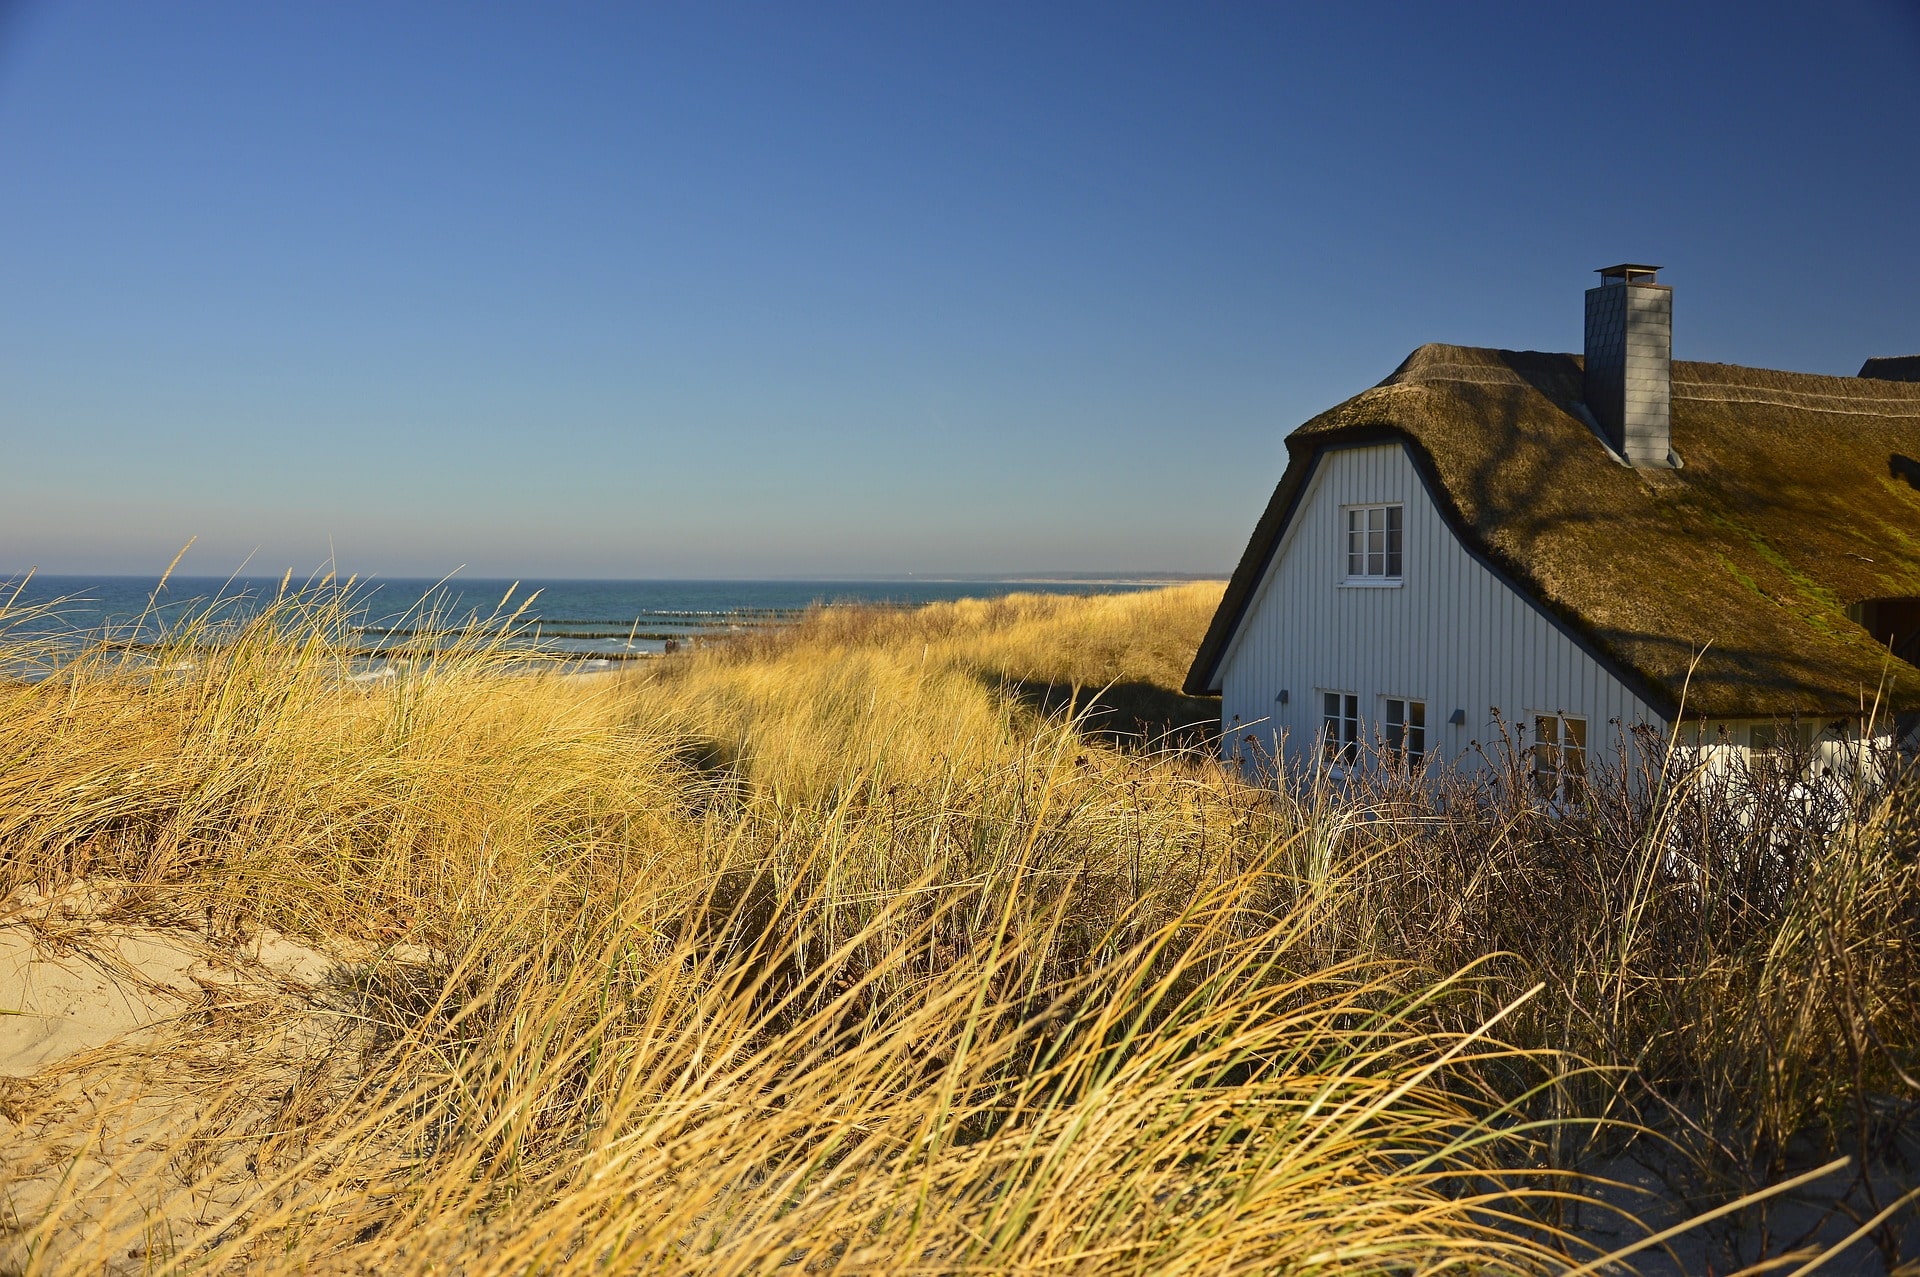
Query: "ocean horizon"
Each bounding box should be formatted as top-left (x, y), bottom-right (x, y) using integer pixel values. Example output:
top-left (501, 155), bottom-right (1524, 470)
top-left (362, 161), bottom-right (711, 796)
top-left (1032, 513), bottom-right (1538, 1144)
top-left (2, 573), bottom-right (1214, 662)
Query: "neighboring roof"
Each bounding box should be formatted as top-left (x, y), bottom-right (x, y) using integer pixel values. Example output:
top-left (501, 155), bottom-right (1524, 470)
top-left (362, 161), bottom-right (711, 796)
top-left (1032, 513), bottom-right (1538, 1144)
top-left (1861, 355), bottom-right (1920, 382)
top-left (1186, 344), bottom-right (1920, 717)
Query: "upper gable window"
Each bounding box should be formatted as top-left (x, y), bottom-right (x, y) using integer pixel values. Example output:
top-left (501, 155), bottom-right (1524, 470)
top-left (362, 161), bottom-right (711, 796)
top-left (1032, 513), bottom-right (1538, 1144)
top-left (1344, 504), bottom-right (1403, 581)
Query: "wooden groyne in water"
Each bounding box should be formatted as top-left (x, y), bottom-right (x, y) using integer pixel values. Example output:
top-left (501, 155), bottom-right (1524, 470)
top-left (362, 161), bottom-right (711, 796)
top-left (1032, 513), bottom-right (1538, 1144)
top-left (63, 604), bottom-right (837, 669)
top-left (91, 639), bottom-right (666, 663)
top-left (353, 626), bottom-right (710, 642)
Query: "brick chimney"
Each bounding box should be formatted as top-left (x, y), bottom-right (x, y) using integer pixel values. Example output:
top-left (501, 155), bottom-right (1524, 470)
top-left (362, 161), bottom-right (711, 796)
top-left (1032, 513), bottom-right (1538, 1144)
top-left (1584, 264), bottom-right (1674, 468)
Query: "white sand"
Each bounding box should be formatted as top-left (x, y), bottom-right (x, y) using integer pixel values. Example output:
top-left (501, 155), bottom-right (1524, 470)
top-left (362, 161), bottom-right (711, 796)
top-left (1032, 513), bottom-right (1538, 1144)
top-left (0, 880), bottom-right (385, 1273)
top-left (0, 882), bottom-right (339, 1080)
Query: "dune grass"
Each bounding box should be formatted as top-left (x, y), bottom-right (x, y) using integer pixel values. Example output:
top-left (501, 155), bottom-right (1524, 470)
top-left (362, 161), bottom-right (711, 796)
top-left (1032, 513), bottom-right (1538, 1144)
top-left (0, 580), bottom-right (1913, 1273)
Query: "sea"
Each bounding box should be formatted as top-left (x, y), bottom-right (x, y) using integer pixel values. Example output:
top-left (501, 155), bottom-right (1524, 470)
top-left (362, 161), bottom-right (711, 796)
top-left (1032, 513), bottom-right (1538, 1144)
top-left (0, 574), bottom-right (1179, 673)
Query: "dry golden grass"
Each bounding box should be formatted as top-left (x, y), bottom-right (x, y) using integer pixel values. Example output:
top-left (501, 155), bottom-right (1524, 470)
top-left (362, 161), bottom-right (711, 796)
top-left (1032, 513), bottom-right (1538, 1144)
top-left (0, 581), bottom-right (1910, 1273)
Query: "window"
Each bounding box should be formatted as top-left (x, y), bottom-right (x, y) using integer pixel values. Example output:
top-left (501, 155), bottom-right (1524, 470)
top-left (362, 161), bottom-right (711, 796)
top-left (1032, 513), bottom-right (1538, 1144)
top-left (1322, 692), bottom-right (1359, 765)
top-left (1748, 721), bottom-right (1813, 753)
top-left (1749, 720), bottom-right (1816, 782)
top-left (1345, 504), bottom-right (1403, 581)
top-left (1531, 714), bottom-right (1588, 802)
top-left (1383, 698), bottom-right (1426, 767)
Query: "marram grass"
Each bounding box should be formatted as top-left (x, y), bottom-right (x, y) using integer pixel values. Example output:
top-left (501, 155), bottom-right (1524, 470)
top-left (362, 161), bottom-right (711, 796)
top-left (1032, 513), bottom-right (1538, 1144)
top-left (0, 581), bottom-right (1911, 1273)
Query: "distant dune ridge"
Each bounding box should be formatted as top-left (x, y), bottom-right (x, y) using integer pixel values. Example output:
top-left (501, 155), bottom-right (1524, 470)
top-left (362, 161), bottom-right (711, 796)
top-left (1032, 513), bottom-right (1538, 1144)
top-left (0, 581), bottom-right (1914, 1273)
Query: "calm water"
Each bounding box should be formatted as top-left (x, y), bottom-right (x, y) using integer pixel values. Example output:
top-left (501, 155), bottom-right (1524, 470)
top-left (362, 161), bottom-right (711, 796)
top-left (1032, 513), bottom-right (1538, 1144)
top-left (1, 574), bottom-right (1172, 668)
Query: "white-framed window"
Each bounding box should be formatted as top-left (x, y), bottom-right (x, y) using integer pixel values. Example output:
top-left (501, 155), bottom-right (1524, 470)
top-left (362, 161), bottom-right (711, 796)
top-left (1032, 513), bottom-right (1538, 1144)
top-left (1748, 720), bottom-right (1814, 753)
top-left (1321, 691), bottom-right (1359, 765)
top-left (1531, 714), bottom-right (1588, 802)
top-left (1344, 504), bottom-right (1403, 581)
top-left (1748, 719), bottom-right (1818, 782)
top-left (1382, 697), bottom-right (1426, 767)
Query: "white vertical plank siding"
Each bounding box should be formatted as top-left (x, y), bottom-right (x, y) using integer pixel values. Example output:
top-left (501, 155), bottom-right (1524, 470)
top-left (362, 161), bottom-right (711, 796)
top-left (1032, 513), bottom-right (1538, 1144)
top-left (1218, 443), bottom-right (1663, 775)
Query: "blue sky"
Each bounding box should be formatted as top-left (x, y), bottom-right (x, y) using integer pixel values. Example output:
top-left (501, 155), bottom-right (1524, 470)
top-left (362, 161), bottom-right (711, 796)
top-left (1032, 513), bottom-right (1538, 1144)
top-left (3, 1), bottom-right (1916, 579)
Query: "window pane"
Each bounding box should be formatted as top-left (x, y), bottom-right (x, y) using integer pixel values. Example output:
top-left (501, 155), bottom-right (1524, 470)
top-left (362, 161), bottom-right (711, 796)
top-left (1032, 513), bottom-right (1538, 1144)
top-left (1347, 511), bottom-right (1363, 576)
top-left (1563, 717), bottom-right (1588, 798)
top-left (1532, 750), bottom-right (1557, 798)
top-left (1384, 699), bottom-right (1405, 753)
top-left (1531, 715), bottom-right (1559, 799)
top-left (1408, 701), bottom-right (1425, 763)
top-left (1385, 506), bottom-right (1403, 577)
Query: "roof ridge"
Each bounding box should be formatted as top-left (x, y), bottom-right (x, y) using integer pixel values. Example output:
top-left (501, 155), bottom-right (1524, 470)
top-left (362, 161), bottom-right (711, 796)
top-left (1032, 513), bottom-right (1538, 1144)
top-left (1672, 388), bottom-right (1920, 417)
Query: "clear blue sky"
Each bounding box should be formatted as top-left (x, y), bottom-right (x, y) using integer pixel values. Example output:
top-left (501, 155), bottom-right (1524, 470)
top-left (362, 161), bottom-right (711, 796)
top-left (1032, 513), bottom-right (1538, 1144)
top-left (3, 1), bottom-right (1916, 579)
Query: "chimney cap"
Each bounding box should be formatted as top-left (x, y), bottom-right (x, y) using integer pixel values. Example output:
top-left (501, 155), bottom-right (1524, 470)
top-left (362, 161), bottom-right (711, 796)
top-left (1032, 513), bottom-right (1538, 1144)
top-left (1596, 263), bottom-right (1663, 284)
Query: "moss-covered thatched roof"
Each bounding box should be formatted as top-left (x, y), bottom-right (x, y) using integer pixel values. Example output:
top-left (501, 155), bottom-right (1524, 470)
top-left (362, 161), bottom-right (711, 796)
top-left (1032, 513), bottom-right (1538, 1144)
top-left (1187, 344), bottom-right (1920, 718)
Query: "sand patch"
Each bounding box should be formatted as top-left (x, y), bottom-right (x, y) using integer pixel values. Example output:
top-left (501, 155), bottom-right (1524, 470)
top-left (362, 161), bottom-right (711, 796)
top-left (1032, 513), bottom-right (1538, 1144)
top-left (0, 881), bottom-right (416, 1273)
top-left (0, 929), bottom-right (191, 1076)
top-left (0, 883), bottom-right (340, 1080)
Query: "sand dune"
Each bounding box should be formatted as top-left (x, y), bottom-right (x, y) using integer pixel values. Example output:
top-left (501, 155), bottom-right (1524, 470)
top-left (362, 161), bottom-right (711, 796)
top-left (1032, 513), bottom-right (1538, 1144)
top-left (0, 881), bottom-right (419, 1273)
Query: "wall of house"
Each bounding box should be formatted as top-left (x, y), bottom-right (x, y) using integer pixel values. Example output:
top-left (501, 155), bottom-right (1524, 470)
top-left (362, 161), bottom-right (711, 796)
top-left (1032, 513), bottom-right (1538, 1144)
top-left (1216, 442), bottom-right (1666, 779)
top-left (1676, 718), bottom-right (1903, 785)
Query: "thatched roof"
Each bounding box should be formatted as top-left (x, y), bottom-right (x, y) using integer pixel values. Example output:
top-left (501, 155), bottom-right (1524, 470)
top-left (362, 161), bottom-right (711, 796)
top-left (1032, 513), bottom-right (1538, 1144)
top-left (1861, 355), bottom-right (1920, 382)
top-left (1187, 344), bottom-right (1920, 718)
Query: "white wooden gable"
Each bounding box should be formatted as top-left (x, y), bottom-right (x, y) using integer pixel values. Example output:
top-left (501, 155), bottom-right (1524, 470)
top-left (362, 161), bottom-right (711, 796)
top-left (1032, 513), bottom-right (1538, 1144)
top-left (1216, 442), bottom-right (1664, 773)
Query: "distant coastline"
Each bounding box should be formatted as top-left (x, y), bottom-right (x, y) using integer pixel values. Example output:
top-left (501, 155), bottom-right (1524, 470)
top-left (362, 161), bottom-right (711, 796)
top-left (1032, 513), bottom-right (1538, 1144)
top-left (2, 574), bottom-right (1225, 666)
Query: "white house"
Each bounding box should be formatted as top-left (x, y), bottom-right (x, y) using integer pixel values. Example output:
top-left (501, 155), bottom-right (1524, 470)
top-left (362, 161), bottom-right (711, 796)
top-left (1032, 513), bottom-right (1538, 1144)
top-left (1185, 266), bottom-right (1920, 790)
